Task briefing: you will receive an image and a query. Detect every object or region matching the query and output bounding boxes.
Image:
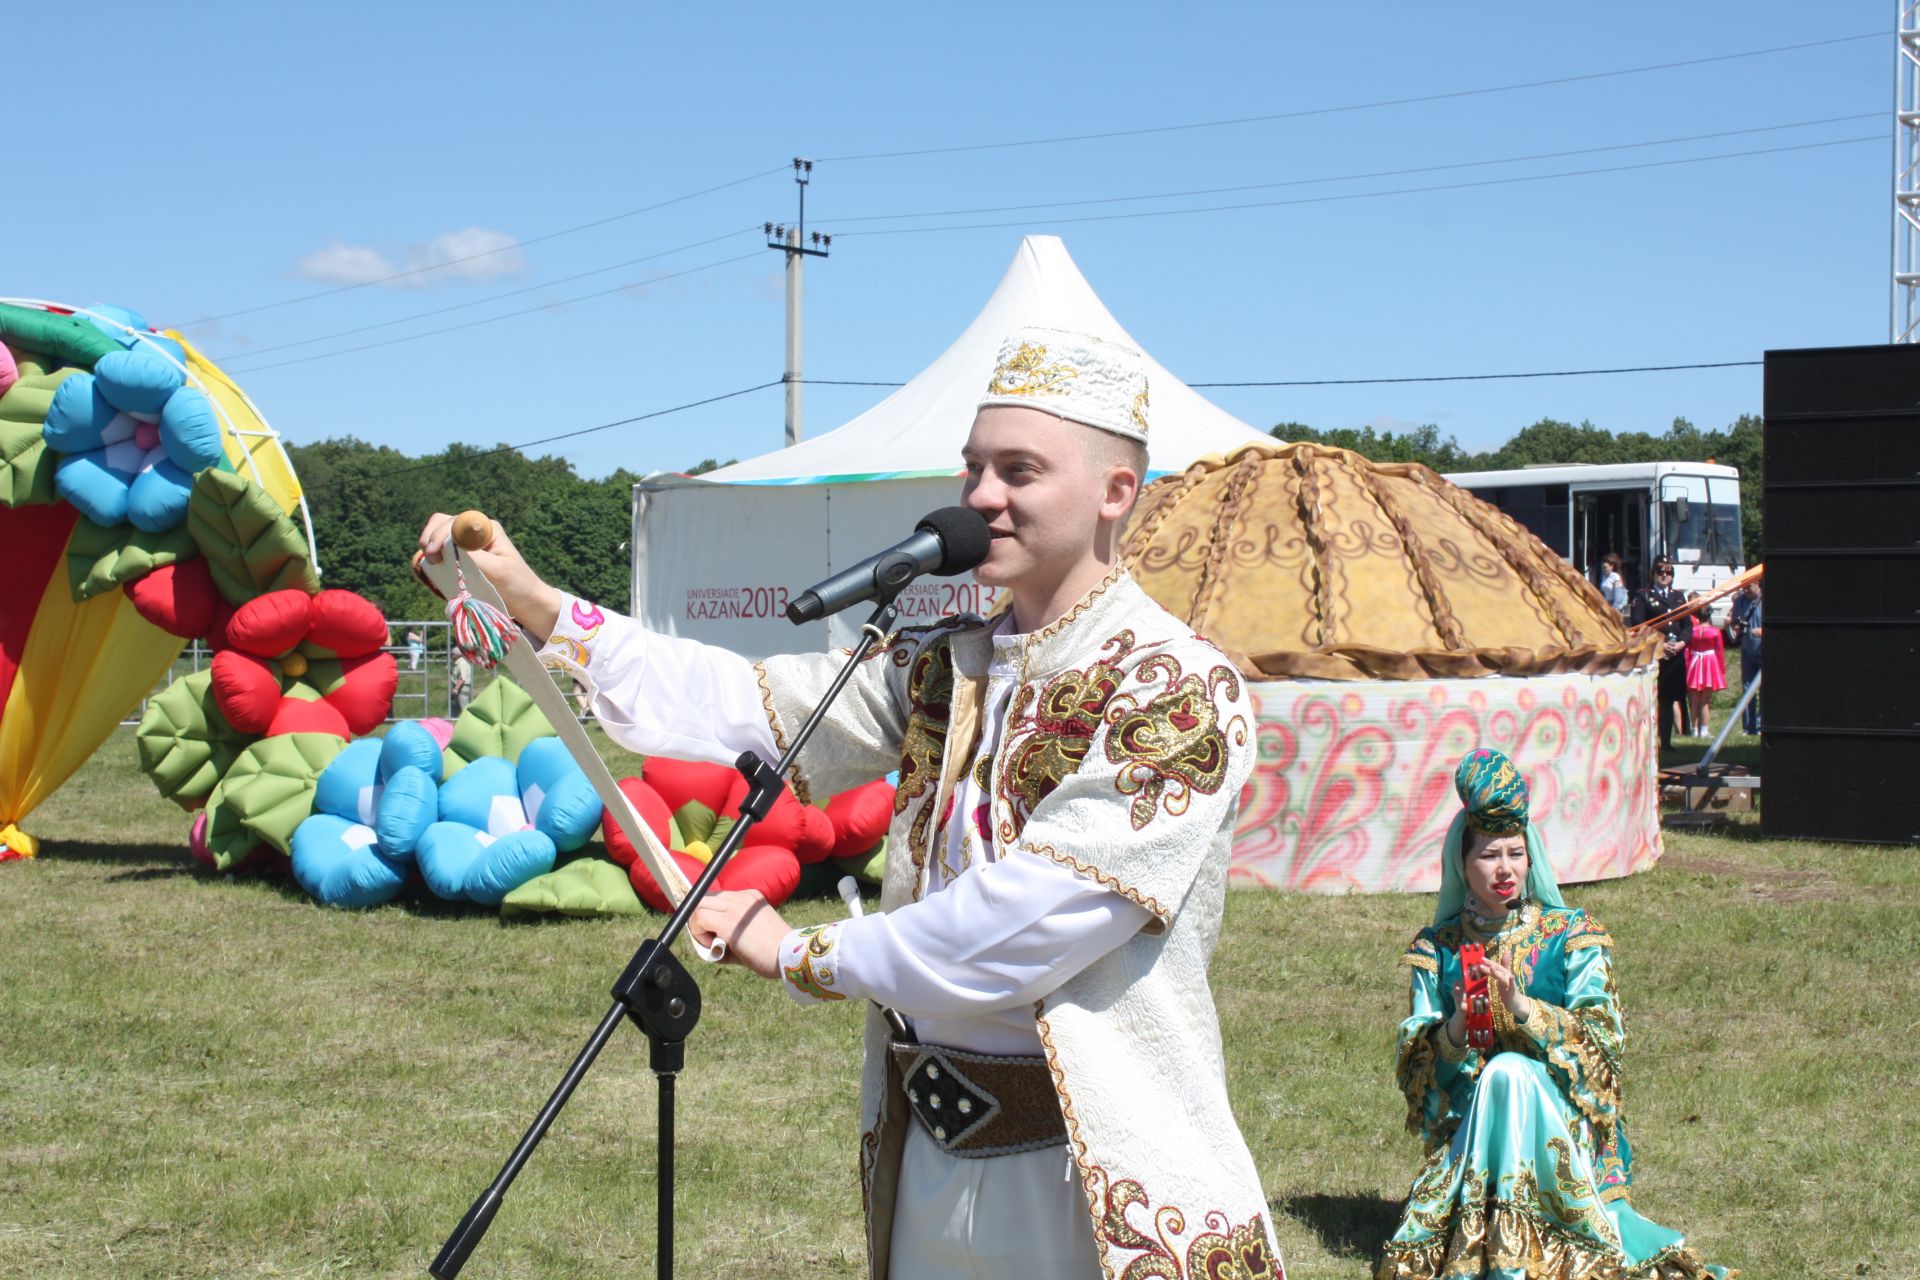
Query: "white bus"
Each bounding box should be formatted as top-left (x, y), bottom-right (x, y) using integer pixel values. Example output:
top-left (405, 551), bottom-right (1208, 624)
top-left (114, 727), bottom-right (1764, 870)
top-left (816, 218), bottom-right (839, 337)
top-left (1440, 461), bottom-right (1745, 606)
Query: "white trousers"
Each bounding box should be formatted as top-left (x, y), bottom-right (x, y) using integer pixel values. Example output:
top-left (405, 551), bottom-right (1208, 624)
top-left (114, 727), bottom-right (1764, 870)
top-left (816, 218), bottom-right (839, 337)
top-left (888, 1123), bottom-right (1103, 1280)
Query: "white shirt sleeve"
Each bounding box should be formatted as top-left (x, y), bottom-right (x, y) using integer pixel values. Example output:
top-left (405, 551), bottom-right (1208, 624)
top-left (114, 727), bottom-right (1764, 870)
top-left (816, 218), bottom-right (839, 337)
top-left (535, 592), bottom-right (779, 766)
top-left (775, 850), bottom-right (1153, 1016)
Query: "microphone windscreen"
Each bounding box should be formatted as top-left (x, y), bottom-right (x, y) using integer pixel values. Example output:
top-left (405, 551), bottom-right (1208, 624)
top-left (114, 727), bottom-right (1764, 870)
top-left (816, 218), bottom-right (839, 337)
top-left (916, 507), bottom-right (991, 575)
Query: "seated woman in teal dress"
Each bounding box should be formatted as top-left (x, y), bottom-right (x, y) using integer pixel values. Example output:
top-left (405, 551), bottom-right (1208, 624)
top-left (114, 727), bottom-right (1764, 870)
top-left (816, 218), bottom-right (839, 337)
top-left (1378, 748), bottom-right (1733, 1280)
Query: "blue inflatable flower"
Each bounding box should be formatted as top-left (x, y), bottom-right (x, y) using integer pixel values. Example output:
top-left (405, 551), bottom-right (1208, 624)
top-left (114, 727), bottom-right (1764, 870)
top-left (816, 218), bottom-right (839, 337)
top-left (81, 303), bottom-right (186, 367)
top-left (41, 346), bottom-right (223, 531)
top-left (290, 725), bottom-right (601, 909)
top-left (416, 739), bottom-right (601, 906)
top-left (291, 722), bottom-right (443, 908)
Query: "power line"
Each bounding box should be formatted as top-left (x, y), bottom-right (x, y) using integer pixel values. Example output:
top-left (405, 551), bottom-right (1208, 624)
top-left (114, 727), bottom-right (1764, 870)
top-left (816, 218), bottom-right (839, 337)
top-left (345, 362), bottom-right (1758, 487)
top-left (833, 134), bottom-right (1881, 237)
top-left (800, 362), bottom-right (1763, 391)
top-left (177, 165), bottom-right (788, 327)
top-left (222, 251), bottom-right (764, 374)
top-left (823, 112), bottom-right (1881, 224)
top-left (352, 381), bottom-right (784, 484)
top-left (208, 228), bottom-right (758, 362)
top-left (818, 32), bottom-right (1883, 162)
top-left (1188, 361), bottom-right (1763, 388)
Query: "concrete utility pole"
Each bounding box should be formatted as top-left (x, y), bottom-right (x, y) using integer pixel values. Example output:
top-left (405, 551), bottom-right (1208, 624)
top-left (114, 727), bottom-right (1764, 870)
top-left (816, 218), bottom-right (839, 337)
top-left (765, 159), bottom-right (831, 446)
top-left (1895, 2), bottom-right (1920, 341)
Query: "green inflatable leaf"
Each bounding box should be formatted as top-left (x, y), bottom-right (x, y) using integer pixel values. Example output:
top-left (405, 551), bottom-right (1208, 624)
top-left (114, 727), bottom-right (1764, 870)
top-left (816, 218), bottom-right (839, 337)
top-left (502, 857), bottom-right (646, 919)
top-left (136, 669), bottom-right (251, 809)
top-left (444, 679), bottom-right (555, 775)
top-left (0, 359), bottom-right (77, 507)
top-left (202, 733), bottom-right (344, 868)
top-left (0, 304), bottom-right (120, 371)
top-left (833, 838), bottom-right (887, 887)
top-left (65, 517), bottom-right (197, 601)
top-left (186, 468), bottom-right (318, 605)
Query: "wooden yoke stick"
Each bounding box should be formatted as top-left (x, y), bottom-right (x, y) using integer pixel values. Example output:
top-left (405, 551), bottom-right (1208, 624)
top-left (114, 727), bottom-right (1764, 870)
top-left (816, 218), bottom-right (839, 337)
top-left (416, 510), bottom-right (710, 953)
top-left (451, 510), bottom-right (493, 552)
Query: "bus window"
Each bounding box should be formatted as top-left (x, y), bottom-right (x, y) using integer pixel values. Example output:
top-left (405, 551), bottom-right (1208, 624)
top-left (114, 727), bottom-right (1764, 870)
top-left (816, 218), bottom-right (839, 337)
top-left (1658, 474), bottom-right (1742, 568)
top-left (1488, 483), bottom-right (1572, 557)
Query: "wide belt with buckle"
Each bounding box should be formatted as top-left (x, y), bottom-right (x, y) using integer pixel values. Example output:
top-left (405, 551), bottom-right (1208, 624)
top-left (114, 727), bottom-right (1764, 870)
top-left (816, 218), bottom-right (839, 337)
top-left (889, 1041), bottom-right (1067, 1159)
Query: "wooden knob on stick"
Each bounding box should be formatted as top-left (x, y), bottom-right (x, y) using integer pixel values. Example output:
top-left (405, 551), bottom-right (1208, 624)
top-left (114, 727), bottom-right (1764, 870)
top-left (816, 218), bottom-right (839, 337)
top-left (451, 510), bottom-right (494, 552)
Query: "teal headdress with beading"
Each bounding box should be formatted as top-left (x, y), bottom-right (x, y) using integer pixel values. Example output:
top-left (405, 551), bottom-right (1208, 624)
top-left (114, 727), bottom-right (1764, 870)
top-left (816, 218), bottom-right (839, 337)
top-left (1432, 748), bottom-right (1564, 924)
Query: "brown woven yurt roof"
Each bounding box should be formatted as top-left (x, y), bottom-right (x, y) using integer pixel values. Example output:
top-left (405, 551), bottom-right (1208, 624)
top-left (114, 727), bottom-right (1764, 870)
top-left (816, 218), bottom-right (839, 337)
top-left (1121, 440), bottom-right (1658, 680)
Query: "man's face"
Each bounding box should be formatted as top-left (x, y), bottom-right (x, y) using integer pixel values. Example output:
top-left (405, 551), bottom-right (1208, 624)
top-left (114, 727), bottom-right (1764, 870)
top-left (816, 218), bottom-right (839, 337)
top-left (1654, 564), bottom-right (1675, 589)
top-left (960, 406), bottom-right (1113, 590)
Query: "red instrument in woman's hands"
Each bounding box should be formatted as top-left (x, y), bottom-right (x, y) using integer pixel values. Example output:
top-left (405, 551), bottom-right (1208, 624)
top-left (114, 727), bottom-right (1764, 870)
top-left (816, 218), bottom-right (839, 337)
top-left (1460, 943), bottom-right (1494, 1050)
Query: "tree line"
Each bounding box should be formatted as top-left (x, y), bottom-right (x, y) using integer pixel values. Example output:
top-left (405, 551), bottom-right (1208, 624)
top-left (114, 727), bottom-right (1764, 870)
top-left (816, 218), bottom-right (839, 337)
top-left (288, 439), bottom-right (641, 624)
top-left (1270, 413), bottom-right (1764, 565)
top-left (291, 413), bottom-right (1763, 618)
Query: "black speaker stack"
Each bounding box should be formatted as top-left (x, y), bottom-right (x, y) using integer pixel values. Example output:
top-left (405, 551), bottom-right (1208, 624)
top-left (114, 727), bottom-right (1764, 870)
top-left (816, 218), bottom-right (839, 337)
top-left (1762, 343), bottom-right (1920, 844)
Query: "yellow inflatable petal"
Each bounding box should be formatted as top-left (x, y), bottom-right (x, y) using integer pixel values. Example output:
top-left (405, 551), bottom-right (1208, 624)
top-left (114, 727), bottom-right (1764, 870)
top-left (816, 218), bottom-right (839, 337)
top-left (0, 822), bottom-right (38, 859)
top-left (171, 334), bottom-right (308, 519)
top-left (681, 840), bottom-right (714, 865)
top-left (0, 567), bottom-right (183, 847)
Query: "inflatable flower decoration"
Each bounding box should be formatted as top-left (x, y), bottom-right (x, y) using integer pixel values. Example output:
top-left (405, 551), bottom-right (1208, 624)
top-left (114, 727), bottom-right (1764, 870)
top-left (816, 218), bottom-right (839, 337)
top-left (42, 346), bottom-right (223, 532)
top-left (292, 724), bottom-right (443, 907)
top-left (209, 588), bottom-right (397, 738)
top-left (603, 756), bottom-right (838, 912)
top-left (292, 726), bottom-right (602, 909)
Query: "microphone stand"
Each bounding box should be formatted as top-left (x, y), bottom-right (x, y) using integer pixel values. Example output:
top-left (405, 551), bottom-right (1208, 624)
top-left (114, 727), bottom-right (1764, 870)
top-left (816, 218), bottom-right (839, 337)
top-left (431, 589), bottom-right (910, 1280)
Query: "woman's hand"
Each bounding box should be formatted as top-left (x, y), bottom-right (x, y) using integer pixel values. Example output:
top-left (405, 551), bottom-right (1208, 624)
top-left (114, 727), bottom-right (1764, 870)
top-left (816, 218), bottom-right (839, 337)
top-left (418, 512), bottom-right (562, 643)
top-left (1479, 954), bottom-right (1533, 1023)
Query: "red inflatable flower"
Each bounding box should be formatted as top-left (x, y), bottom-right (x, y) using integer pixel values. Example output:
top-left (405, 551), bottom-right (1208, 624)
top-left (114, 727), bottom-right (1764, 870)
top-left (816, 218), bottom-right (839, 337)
top-left (125, 558), bottom-right (235, 644)
top-left (602, 759), bottom-right (835, 912)
top-left (207, 589), bottom-right (397, 739)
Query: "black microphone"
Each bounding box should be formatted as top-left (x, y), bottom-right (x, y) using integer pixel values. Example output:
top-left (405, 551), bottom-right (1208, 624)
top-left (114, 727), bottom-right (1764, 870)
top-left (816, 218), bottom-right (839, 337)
top-left (786, 507), bottom-right (991, 624)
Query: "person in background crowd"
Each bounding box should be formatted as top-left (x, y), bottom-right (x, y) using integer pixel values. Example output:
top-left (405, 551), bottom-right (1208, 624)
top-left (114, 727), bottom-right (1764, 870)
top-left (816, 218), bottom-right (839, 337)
top-left (1684, 593), bottom-right (1727, 740)
top-left (1727, 580), bottom-right (1763, 734)
top-left (1630, 559), bottom-right (1688, 750)
top-left (449, 651), bottom-right (474, 716)
top-left (406, 626), bottom-right (426, 671)
top-left (1599, 552), bottom-right (1628, 615)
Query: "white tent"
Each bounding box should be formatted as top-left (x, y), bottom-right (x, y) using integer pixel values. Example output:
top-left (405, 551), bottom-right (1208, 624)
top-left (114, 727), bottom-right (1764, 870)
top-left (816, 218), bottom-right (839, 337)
top-left (632, 235), bottom-right (1270, 658)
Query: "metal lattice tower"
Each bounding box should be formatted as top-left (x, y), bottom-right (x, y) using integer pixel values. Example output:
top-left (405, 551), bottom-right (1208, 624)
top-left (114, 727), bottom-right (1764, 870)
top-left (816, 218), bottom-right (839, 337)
top-left (1895, 2), bottom-right (1920, 341)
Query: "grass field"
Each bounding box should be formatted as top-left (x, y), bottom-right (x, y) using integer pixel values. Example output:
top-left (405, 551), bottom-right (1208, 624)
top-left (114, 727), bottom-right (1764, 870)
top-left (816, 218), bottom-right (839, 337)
top-left (4, 674), bottom-right (1915, 1279)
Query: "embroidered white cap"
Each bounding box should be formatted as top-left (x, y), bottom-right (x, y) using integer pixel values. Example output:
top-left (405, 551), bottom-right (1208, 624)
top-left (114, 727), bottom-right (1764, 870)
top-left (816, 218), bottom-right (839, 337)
top-left (976, 326), bottom-right (1150, 445)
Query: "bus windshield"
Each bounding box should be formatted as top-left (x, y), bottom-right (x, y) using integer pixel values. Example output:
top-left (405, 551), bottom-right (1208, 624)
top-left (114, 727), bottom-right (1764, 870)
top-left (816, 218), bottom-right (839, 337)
top-left (1658, 474), bottom-right (1742, 566)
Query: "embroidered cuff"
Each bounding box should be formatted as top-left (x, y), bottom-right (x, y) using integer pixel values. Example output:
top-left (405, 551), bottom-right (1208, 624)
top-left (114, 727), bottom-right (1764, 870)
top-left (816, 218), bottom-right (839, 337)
top-left (1434, 1021), bottom-right (1476, 1064)
top-left (536, 593), bottom-right (609, 682)
top-left (780, 922), bottom-right (848, 1005)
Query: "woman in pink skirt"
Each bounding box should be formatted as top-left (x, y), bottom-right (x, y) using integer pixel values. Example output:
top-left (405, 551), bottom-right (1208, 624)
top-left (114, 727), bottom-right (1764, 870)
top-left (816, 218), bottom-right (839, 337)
top-left (1686, 596), bottom-right (1728, 738)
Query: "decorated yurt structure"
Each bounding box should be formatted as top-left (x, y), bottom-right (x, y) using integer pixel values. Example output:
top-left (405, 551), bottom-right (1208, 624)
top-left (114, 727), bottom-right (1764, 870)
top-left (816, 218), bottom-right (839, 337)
top-left (1122, 439), bottom-right (1663, 894)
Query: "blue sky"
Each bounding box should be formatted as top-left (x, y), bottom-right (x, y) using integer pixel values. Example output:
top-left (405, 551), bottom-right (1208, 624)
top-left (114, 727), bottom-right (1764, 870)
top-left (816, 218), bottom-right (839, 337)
top-left (10, 2), bottom-right (1893, 478)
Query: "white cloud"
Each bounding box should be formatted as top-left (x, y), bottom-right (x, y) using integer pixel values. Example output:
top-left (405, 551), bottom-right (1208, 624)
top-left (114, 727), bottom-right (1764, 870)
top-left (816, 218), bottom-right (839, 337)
top-left (291, 226), bottom-right (526, 289)
top-left (293, 241), bottom-right (401, 286)
top-left (408, 227), bottom-right (526, 282)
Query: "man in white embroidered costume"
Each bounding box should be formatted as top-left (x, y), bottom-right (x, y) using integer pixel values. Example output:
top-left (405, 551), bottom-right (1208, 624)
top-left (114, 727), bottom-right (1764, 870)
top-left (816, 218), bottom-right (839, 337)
top-left (419, 327), bottom-right (1282, 1280)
